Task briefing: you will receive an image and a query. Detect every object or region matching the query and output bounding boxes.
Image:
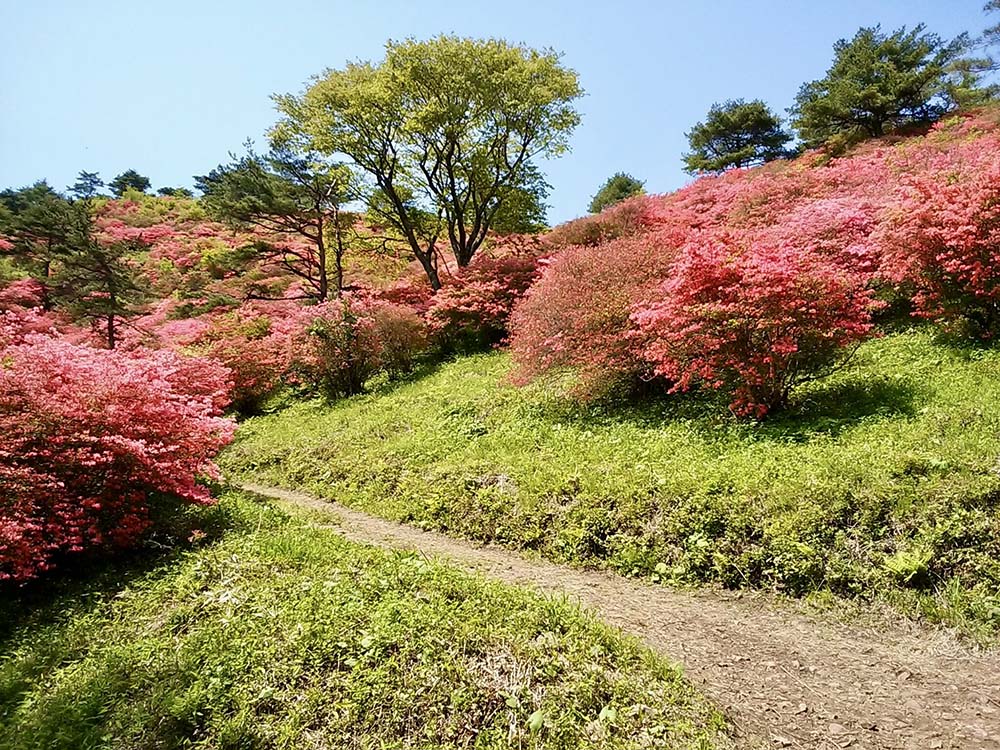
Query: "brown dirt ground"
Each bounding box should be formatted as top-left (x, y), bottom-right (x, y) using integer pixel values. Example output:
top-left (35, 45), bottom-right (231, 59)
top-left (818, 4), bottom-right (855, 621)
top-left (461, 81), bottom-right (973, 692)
top-left (238, 482), bottom-right (1000, 750)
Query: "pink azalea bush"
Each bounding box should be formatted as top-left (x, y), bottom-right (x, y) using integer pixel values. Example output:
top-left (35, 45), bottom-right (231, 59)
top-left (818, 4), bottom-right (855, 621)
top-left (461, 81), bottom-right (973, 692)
top-left (510, 109), bottom-right (1000, 415)
top-left (303, 296), bottom-right (428, 397)
top-left (426, 235), bottom-right (545, 351)
top-left (0, 334), bottom-right (235, 581)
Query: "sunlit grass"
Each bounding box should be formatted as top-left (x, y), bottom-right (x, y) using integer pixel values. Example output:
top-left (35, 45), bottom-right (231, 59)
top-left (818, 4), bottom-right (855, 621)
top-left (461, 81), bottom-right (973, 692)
top-left (0, 491), bottom-right (730, 749)
top-left (224, 330), bottom-right (1000, 642)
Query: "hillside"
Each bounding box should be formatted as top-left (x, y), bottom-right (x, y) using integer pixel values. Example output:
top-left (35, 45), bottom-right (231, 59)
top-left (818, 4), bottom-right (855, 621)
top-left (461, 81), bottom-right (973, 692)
top-left (5, 100), bottom-right (1000, 750)
top-left (0, 492), bottom-right (731, 749)
top-left (223, 330), bottom-right (1000, 642)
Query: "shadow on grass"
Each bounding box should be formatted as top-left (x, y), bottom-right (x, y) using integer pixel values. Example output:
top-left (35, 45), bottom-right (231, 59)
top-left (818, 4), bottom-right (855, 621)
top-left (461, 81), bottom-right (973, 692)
top-left (766, 376), bottom-right (922, 439)
top-left (527, 373), bottom-right (922, 442)
top-left (0, 498), bottom-right (238, 647)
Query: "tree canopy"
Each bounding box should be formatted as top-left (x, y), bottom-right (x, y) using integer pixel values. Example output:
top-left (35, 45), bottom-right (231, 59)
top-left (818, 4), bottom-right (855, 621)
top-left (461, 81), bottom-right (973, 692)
top-left (273, 35), bottom-right (582, 289)
top-left (196, 142), bottom-right (353, 300)
top-left (683, 100), bottom-right (792, 174)
top-left (157, 186), bottom-right (194, 198)
top-left (588, 173), bottom-right (644, 213)
top-left (69, 171), bottom-right (104, 200)
top-left (109, 169), bottom-right (151, 197)
top-left (790, 25), bottom-right (982, 148)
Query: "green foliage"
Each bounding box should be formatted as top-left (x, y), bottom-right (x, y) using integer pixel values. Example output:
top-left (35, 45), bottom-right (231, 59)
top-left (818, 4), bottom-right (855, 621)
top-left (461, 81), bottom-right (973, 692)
top-left (791, 25), bottom-right (983, 148)
top-left (0, 491), bottom-right (730, 749)
top-left (223, 331), bottom-right (1000, 643)
top-left (196, 141), bottom-right (352, 300)
top-left (156, 186), bottom-right (194, 198)
top-left (683, 100), bottom-right (792, 174)
top-left (588, 173), bottom-right (644, 213)
top-left (50, 205), bottom-right (149, 349)
top-left (985, 1), bottom-right (1000, 64)
top-left (0, 182), bottom-right (76, 283)
top-left (273, 35), bottom-right (582, 288)
top-left (67, 171), bottom-right (104, 201)
top-left (108, 169), bottom-right (151, 198)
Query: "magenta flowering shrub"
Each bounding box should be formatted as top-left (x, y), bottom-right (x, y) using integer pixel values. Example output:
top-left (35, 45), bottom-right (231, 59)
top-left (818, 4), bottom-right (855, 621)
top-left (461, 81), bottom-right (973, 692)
top-left (0, 334), bottom-right (235, 581)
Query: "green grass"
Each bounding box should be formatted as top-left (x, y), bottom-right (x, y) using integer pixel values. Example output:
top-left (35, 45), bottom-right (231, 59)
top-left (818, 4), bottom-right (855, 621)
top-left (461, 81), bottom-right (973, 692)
top-left (0, 492), bottom-right (730, 750)
top-left (223, 330), bottom-right (1000, 642)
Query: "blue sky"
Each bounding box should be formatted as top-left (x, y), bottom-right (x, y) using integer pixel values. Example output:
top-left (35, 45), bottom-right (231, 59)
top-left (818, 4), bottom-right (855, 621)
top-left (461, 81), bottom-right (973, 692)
top-left (1, 0), bottom-right (996, 223)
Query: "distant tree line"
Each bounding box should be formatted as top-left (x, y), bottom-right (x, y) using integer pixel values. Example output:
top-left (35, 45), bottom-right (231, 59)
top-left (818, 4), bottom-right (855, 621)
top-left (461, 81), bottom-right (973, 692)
top-left (587, 8), bottom-right (1000, 212)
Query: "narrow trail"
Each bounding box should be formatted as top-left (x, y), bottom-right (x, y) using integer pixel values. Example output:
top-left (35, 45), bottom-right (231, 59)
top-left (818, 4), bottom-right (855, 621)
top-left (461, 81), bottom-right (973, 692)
top-left (238, 482), bottom-right (1000, 750)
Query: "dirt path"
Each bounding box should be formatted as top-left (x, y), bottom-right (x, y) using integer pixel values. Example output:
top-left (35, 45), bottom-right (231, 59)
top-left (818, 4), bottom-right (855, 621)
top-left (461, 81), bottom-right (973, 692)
top-left (238, 482), bottom-right (1000, 750)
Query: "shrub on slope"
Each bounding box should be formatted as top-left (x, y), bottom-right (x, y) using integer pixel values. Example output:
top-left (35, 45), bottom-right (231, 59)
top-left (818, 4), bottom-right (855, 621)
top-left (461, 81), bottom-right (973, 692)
top-left (0, 335), bottom-right (234, 581)
top-left (510, 109), bottom-right (1000, 413)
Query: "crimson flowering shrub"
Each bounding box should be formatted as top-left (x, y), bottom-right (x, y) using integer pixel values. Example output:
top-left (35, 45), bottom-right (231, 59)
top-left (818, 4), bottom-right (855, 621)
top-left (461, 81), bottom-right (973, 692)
top-left (544, 195), bottom-right (659, 249)
top-left (426, 236), bottom-right (545, 351)
top-left (876, 139), bottom-right (1000, 339)
top-left (375, 276), bottom-right (436, 312)
top-left (190, 306), bottom-right (306, 413)
top-left (632, 238), bottom-right (880, 417)
top-left (0, 278), bottom-right (47, 311)
top-left (0, 336), bottom-right (234, 581)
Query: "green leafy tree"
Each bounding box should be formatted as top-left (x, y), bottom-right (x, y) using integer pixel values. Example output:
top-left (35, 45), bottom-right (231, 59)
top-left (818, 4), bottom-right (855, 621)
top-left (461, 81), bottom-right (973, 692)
top-left (683, 100), bottom-right (792, 174)
top-left (273, 35), bottom-right (582, 289)
top-left (196, 141), bottom-right (353, 300)
top-left (791, 25), bottom-right (981, 148)
top-left (108, 169), bottom-right (151, 197)
top-left (68, 171), bottom-right (105, 200)
top-left (491, 166), bottom-right (550, 233)
top-left (981, 1), bottom-right (1000, 69)
top-left (0, 182), bottom-right (146, 344)
top-left (588, 172), bottom-right (644, 213)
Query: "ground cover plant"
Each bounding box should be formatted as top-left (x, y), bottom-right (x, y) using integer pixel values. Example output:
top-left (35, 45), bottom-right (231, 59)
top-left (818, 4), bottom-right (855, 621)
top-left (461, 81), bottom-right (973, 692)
top-left (223, 330), bottom-right (1000, 643)
top-left (0, 491), bottom-right (731, 750)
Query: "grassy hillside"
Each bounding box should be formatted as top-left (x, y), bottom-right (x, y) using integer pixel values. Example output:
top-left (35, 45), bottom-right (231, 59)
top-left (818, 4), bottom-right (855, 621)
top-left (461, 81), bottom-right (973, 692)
top-left (223, 329), bottom-right (1000, 642)
top-left (0, 492), bottom-right (730, 749)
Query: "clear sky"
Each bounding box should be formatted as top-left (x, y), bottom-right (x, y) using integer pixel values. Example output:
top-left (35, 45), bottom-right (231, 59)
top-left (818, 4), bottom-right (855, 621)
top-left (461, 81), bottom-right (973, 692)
top-left (1, 0), bottom-right (996, 223)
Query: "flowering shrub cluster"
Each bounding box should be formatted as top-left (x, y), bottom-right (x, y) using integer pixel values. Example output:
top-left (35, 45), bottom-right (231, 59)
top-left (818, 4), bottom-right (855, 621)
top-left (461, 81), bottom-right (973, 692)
top-left (632, 237), bottom-right (879, 416)
top-left (510, 109), bottom-right (1000, 415)
top-left (189, 307), bottom-right (305, 413)
top-left (426, 235), bottom-right (546, 351)
top-left (0, 334), bottom-right (234, 581)
top-left (876, 136), bottom-right (1000, 338)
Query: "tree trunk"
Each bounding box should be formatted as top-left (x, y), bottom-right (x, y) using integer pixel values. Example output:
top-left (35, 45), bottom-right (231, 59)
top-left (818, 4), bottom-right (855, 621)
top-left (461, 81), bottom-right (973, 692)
top-left (418, 252), bottom-right (442, 290)
top-left (107, 313), bottom-right (116, 350)
top-left (316, 217), bottom-right (329, 302)
top-left (332, 206), bottom-right (345, 296)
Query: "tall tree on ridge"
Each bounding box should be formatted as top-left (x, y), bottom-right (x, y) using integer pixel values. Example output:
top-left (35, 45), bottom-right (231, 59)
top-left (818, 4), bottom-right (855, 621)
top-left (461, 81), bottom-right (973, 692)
top-left (196, 141), bottom-right (353, 301)
top-left (273, 35), bottom-right (583, 289)
top-left (588, 173), bottom-right (644, 213)
top-left (684, 100), bottom-right (792, 174)
top-left (791, 25), bottom-right (986, 148)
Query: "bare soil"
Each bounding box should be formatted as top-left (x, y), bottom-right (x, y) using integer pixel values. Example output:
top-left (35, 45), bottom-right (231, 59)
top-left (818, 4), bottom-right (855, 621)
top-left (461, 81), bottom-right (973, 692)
top-left (238, 482), bottom-right (1000, 750)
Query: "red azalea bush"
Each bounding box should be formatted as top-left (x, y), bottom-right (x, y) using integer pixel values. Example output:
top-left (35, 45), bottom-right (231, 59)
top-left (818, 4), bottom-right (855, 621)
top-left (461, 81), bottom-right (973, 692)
top-left (426, 237), bottom-right (545, 351)
top-left (544, 194), bottom-right (659, 249)
top-left (632, 237), bottom-right (880, 417)
top-left (191, 309), bottom-right (303, 413)
top-left (876, 140), bottom-right (1000, 339)
top-left (0, 336), bottom-right (235, 581)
